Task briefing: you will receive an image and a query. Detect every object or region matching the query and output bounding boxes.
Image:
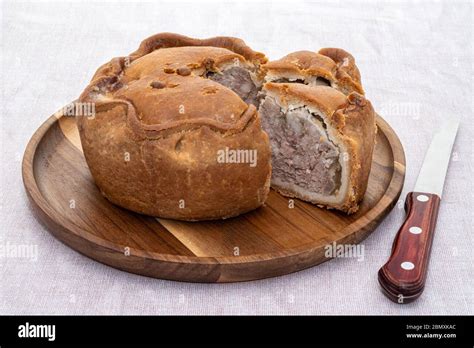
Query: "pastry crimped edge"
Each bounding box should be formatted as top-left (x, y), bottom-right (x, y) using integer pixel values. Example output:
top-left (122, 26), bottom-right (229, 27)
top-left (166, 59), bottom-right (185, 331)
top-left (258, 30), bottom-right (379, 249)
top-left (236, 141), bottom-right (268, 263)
top-left (262, 83), bottom-right (376, 213)
top-left (86, 32), bottom-right (268, 93)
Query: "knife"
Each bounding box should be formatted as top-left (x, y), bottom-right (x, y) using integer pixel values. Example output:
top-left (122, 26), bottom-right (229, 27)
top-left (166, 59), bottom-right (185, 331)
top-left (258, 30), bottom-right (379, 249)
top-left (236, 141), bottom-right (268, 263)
top-left (378, 120), bottom-right (460, 304)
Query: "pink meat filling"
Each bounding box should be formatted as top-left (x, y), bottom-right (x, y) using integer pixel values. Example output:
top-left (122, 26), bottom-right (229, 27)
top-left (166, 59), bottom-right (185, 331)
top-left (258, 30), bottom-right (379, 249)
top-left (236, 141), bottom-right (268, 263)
top-left (207, 66), bottom-right (260, 106)
top-left (259, 96), bottom-right (341, 195)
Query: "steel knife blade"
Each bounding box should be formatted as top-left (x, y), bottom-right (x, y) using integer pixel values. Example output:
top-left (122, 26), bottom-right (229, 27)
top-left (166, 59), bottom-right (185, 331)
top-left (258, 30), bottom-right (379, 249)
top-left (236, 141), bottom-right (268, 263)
top-left (413, 120), bottom-right (460, 197)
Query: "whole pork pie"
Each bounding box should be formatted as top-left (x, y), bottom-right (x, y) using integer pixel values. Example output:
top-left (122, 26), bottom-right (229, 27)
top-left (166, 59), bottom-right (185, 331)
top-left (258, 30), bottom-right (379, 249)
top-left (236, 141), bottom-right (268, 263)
top-left (76, 33), bottom-right (376, 220)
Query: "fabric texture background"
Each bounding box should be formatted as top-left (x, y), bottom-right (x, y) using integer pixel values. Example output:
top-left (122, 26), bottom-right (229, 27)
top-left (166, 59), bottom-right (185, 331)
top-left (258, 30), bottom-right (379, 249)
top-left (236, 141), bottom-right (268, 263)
top-left (0, 0), bottom-right (472, 315)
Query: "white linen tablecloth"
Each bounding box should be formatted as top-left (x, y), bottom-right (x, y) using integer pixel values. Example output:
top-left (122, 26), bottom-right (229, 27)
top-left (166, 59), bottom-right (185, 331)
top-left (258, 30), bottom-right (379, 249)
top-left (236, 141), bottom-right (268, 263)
top-left (1, 0), bottom-right (472, 315)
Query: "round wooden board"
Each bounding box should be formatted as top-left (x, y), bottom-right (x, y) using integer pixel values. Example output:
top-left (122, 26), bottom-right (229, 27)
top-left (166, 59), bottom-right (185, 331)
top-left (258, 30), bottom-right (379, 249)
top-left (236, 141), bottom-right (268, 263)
top-left (22, 109), bottom-right (405, 283)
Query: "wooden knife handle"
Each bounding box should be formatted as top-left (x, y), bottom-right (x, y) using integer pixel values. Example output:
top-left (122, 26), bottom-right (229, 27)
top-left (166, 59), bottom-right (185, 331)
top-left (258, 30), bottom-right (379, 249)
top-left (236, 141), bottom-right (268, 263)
top-left (378, 192), bottom-right (441, 303)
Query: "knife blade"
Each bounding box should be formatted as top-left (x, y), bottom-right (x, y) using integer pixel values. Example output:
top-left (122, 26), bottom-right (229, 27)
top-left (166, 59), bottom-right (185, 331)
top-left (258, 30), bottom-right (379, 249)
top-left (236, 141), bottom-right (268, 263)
top-left (413, 120), bottom-right (460, 197)
top-left (378, 119), bottom-right (460, 303)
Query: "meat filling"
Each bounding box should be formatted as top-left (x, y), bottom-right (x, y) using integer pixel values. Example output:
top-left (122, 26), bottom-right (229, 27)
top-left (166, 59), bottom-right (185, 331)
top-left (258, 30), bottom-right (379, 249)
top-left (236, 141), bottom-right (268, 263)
top-left (259, 96), bottom-right (341, 196)
top-left (207, 67), bottom-right (260, 106)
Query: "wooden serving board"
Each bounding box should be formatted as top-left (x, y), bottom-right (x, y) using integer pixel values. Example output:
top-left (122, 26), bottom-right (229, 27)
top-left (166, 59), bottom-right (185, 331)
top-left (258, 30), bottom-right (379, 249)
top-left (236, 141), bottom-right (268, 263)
top-left (22, 109), bottom-right (405, 283)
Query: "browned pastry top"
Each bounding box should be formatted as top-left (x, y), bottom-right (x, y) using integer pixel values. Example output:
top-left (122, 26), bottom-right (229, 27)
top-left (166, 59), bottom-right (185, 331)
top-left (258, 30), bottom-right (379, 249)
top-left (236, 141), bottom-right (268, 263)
top-left (264, 50), bottom-right (336, 79)
top-left (123, 46), bottom-right (246, 80)
top-left (264, 48), bottom-right (364, 95)
top-left (319, 48), bottom-right (362, 86)
top-left (114, 74), bottom-right (249, 128)
top-left (79, 33), bottom-right (268, 138)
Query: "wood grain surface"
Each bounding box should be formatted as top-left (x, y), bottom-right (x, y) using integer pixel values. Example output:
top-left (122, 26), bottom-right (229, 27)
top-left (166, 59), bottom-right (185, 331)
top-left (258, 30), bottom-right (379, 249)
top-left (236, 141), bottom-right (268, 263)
top-left (22, 109), bottom-right (406, 282)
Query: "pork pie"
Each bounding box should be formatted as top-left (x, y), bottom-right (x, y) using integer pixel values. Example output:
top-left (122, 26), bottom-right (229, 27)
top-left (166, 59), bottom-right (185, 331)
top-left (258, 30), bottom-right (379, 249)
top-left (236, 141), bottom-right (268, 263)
top-left (77, 33), bottom-right (271, 220)
top-left (76, 33), bottom-right (376, 218)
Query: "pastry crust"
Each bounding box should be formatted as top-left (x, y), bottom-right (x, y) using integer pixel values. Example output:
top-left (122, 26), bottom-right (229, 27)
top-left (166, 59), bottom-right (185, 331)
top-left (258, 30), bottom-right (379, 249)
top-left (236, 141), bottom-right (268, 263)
top-left (262, 83), bottom-right (376, 213)
top-left (77, 33), bottom-right (271, 220)
top-left (263, 49), bottom-right (364, 95)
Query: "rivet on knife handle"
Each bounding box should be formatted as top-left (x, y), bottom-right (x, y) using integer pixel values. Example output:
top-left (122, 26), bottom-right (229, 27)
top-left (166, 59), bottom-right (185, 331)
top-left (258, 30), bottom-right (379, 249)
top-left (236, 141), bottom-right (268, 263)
top-left (378, 191), bottom-right (441, 304)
